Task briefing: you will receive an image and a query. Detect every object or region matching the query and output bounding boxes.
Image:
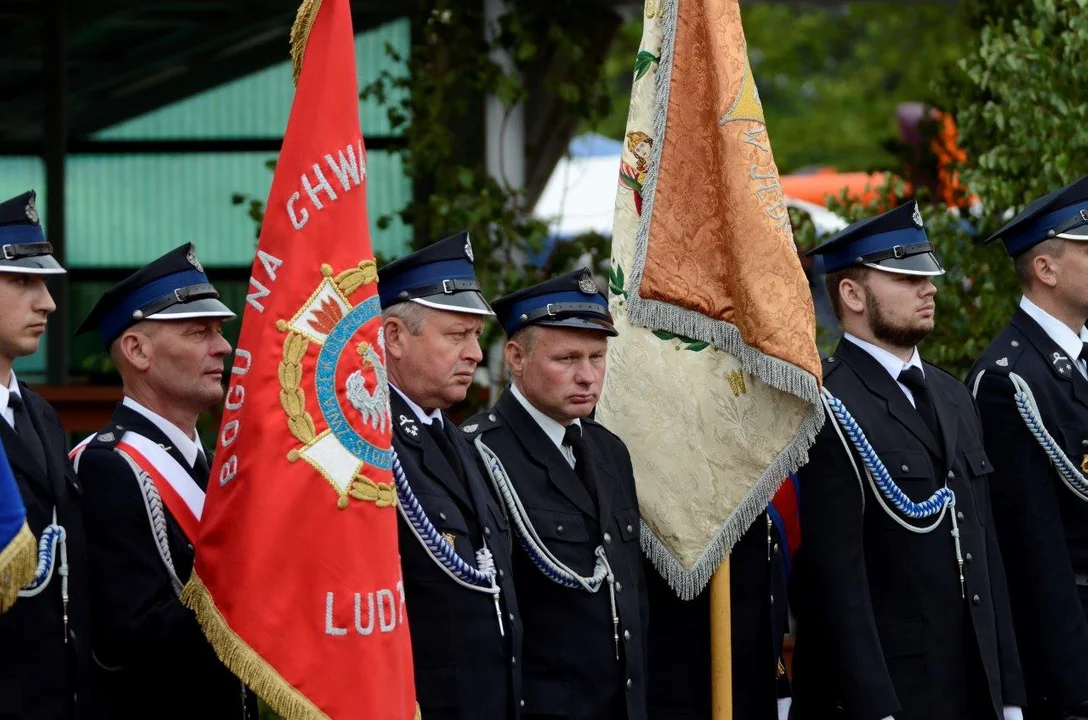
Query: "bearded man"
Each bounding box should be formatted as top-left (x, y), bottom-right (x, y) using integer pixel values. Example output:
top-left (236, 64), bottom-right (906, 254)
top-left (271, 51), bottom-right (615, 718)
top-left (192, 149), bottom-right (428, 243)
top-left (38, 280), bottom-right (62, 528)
top-left (788, 201), bottom-right (1026, 720)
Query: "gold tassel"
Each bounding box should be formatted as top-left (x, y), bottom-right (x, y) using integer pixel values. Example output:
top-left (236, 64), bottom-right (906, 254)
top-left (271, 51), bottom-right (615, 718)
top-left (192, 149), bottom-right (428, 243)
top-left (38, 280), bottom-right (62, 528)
top-left (289, 0), bottom-right (324, 86)
top-left (182, 572), bottom-right (329, 719)
top-left (0, 523), bottom-right (36, 614)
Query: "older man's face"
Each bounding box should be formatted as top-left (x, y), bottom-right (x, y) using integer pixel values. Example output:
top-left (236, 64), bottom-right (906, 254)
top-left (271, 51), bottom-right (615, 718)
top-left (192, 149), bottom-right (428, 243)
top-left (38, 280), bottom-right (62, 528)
top-left (384, 307), bottom-right (484, 411)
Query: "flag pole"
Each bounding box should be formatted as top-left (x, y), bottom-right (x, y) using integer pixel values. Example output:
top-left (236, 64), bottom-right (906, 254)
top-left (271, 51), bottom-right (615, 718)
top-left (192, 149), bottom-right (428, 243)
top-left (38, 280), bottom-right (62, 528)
top-left (710, 557), bottom-right (733, 720)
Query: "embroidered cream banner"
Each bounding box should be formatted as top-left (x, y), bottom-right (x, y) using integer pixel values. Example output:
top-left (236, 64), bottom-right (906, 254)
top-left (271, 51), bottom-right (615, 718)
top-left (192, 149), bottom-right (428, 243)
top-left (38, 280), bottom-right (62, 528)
top-left (598, 0), bottom-right (823, 599)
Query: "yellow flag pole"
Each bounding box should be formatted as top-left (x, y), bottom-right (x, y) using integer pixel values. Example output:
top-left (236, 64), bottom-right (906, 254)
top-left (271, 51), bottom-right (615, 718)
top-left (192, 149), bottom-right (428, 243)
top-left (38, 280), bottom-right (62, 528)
top-left (709, 556), bottom-right (733, 720)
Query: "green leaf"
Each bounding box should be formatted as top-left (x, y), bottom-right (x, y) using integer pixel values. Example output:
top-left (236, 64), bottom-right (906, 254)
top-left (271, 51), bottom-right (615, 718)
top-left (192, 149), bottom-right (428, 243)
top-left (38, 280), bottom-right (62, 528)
top-left (634, 50), bottom-right (660, 81)
top-left (685, 341), bottom-right (710, 352)
top-left (652, 329), bottom-right (677, 341)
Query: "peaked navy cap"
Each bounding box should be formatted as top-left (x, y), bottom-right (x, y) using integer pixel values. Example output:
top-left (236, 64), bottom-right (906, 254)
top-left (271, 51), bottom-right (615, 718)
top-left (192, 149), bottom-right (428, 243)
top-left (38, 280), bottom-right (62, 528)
top-left (492, 268), bottom-right (616, 338)
top-left (805, 200), bottom-right (944, 276)
top-left (0, 190), bottom-right (65, 275)
top-left (377, 231), bottom-right (493, 316)
top-left (983, 174), bottom-right (1088, 257)
top-left (76, 243), bottom-right (235, 346)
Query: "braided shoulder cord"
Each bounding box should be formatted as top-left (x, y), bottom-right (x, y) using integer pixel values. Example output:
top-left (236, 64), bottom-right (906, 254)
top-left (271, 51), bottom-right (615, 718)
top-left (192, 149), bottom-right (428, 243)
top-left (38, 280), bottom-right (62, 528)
top-left (114, 448), bottom-right (184, 595)
top-left (821, 388), bottom-right (965, 597)
top-left (978, 371), bottom-right (1088, 503)
top-left (17, 516), bottom-right (66, 597)
top-left (473, 437), bottom-right (610, 592)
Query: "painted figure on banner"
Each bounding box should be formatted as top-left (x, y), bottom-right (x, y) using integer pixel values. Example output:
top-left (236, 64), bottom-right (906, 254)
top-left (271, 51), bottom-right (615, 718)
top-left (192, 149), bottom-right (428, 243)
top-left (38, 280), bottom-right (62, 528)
top-left (378, 231), bottom-right (523, 719)
top-left (72, 244), bottom-right (255, 719)
top-left (462, 269), bottom-right (649, 720)
top-left (0, 190), bottom-right (92, 719)
top-left (790, 201), bottom-right (1026, 720)
top-left (967, 175), bottom-right (1088, 720)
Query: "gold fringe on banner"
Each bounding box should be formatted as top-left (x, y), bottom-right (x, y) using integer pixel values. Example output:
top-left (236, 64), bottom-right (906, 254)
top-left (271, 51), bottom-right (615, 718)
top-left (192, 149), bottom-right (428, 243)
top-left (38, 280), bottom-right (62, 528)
top-left (0, 523), bottom-right (36, 614)
top-left (182, 572), bottom-right (329, 719)
top-left (289, 0), bottom-right (324, 85)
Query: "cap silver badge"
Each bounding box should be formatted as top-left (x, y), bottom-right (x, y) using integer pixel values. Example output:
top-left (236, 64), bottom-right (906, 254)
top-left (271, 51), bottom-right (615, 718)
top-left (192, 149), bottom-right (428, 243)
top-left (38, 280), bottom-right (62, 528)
top-left (578, 269), bottom-right (598, 294)
top-left (186, 244), bottom-right (204, 272)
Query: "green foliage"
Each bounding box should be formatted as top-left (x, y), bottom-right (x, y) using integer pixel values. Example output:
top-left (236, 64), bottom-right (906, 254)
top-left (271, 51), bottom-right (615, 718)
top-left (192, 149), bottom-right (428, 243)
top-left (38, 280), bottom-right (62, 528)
top-left (359, 0), bottom-right (617, 349)
top-left (947, 0), bottom-right (1088, 211)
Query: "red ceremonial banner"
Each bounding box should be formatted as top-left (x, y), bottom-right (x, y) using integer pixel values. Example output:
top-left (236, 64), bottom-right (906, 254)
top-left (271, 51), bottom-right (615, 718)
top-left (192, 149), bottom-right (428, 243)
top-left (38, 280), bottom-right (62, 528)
top-left (181, 0), bottom-right (417, 717)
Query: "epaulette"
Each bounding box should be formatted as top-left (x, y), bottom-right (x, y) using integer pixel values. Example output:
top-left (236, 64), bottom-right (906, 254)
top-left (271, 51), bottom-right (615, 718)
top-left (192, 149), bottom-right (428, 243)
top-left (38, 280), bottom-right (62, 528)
top-left (460, 411), bottom-right (502, 438)
top-left (87, 423), bottom-right (125, 451)
top-left (981, 337), bottom-right (1027, 374)
top-left (822, 353), bottom-right (845, 378)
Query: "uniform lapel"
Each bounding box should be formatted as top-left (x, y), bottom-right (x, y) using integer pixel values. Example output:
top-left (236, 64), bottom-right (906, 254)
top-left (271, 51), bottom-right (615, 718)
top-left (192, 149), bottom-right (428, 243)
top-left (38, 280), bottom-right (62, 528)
top-left (924, 366), bottom-right (960, 474)
top-left (0, 420), bottom-right (52, 499)
top-left (495, 389), bottom-right (597, 519)
top-left (583, 427), bottom-right (615, 531)
top-left (1013, 308), bottom-right (1088, 412)
top-left (389, 391), bottom-right (473, 510)
top-left (112, 404), bottom-right (198, 481)
top-left (835, 339), bottom-right (944, 458)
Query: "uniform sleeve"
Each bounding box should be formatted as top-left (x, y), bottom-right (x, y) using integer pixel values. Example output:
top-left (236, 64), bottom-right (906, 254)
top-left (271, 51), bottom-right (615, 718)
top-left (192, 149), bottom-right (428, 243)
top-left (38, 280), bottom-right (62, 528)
top-left (77, 447), bottom-right (215, 669)
top-left (796, 420), bottom-right (901, 720)
top-left (975, 372), bottom-right (1088, 708)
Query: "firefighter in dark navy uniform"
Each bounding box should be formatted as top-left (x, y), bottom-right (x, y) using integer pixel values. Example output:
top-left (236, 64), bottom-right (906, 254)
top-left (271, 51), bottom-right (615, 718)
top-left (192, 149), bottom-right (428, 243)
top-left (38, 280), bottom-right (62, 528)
top-left (72, 244), bottom-right (255, 719)
top-left (789, 201), bottom-right (1025, 720)
top-left (0, 190), bottom-right (92, 719)
top-left (460, 269), bottom-right (647, 720)
top-left (378, 231), bottom-right (522, 720)
top-left (968, 175), bottom-right (1088, 720)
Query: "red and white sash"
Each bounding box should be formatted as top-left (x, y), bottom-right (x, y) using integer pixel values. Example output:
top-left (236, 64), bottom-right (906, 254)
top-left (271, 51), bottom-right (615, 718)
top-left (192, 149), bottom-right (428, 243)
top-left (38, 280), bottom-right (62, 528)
top-left (71, 431), bottom-right (204, 542)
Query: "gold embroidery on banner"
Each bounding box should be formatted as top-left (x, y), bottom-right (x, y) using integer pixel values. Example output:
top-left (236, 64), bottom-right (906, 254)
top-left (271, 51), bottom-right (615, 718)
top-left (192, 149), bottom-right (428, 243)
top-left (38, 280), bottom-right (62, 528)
top-left (726, 370), bottom-right (747, 398)
top-left (277, 261), bottom-right (395, 510)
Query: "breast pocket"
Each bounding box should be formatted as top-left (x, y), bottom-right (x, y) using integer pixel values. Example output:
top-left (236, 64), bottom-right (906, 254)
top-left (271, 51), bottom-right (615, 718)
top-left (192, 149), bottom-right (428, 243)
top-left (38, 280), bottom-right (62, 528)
top-left (1058, 423), bottom-right (1088, 477)
top-left (416, 494), bottom-right (473, 566)
top-left (614, 507), bottom-right (640, 543)
top-left (961, 446), bottom-right (992, 525)
top-left (881, 450), bottom-right (935, 499)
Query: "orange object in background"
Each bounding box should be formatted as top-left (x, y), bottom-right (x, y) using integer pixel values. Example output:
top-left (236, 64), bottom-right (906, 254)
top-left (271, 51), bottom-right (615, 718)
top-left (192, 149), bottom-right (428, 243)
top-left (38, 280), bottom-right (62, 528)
top-left (780, 170), bottom-right (904, 207)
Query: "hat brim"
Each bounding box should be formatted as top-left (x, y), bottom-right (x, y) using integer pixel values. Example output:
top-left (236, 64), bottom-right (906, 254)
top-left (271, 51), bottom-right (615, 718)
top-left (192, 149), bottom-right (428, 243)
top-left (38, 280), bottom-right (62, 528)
top-left (1054, 226), bottom-right (1088, 241)
top-left (412, 291), bottom-right (495, 317)
top-left (864, 251), bottom-right (945, 277)
top-left (0, 255), bottom-right (66, 275)
top-left (145, 297), bottom-right (237, 321)
top-left (532, 316), bottom-right (618, 337)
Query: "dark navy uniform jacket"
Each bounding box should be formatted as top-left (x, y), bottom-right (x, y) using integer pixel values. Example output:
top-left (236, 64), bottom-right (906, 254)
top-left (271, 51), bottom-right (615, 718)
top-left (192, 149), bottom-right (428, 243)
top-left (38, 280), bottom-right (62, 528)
top-left (391, 388), bottom-right (523, 720)
top-left (790, 338), bottom-right (1025, 720)
top-left (0, 383), bottom-right (91, 720)
top-left (462, 387), bottom-right (648, 720)
top-left (968, 307), bottom-right (1088, 714)
top-left (644, 512), bottom-right (790, 720)
top-left (76, 403), bottom-right (253, 720)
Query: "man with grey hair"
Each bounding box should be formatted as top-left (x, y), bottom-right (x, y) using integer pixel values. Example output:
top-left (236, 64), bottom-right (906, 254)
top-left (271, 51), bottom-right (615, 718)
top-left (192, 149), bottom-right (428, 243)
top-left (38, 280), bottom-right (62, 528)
top-left (378, 231), bottom-right (522, 719)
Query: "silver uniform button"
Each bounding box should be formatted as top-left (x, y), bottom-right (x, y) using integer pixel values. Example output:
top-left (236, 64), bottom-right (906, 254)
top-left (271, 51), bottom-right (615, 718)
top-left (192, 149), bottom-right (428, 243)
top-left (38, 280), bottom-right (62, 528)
top-left (623, 629), bottom-right (631, 641)
top-left (604, 532), bottom-right (612, 544)
top-left (439, 512), bottom-right (447, 521)
top-left (485, 527), bottom-right (491, 537)
top-left (626, 524), bottom-right (633, 533)
top-left (626, 679), bottom-right (633, 691)
top-left (615, 582), bottom-right (622, 593)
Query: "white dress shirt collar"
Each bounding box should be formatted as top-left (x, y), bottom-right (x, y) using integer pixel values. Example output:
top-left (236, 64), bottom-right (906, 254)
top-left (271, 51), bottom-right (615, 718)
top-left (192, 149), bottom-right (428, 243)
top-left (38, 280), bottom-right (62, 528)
top-left (390, 384), bottom-right (444, 427)
top-left (1020, 296), bottom-right (1088, 371)
top-left (122, 396), bottom-right (204, 468)
top-left (509, 383), bottom-right (579, 468)
top-left (843, 333), bottom-right (925, 407)
top-left (0, 371), bottom-right (20, 430)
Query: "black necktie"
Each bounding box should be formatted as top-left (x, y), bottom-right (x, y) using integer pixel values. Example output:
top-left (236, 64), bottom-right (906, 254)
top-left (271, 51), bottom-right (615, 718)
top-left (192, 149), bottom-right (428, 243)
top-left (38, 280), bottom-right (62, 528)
top-left (193, 450), bottom-right (210, 490)
top-left (563, 423), bottom-right (599, 507)
top-left (1080, 342), bottom-right (1088, 364)
top-left (898, 367), bottom-right (940, 439)
top-left (9, 393), bottom-right (47, 472)
top-left (426, 420), bottom-right (465, 482)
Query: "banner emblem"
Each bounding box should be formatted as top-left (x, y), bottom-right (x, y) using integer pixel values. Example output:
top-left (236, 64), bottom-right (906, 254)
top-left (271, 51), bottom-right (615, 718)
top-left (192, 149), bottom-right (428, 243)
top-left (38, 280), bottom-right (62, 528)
top-left (277, 262), bottom-right (395, 510)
